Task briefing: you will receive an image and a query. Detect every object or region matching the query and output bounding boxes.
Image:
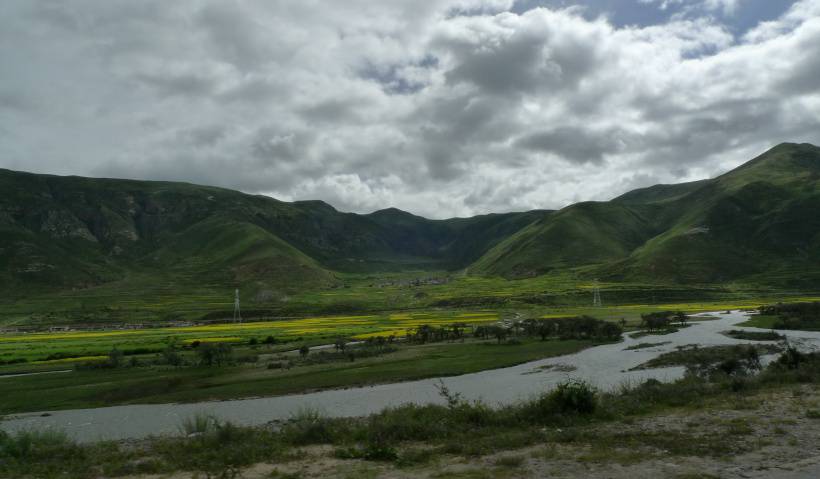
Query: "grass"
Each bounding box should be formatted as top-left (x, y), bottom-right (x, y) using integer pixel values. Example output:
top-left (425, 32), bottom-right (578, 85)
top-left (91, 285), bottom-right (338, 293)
top-left (628, 326), bottom-right (684, 339)
top-left (722, 330), bottom-right (784, 341)
top-left (7, 345), bottom-right (820, 479)
top-left (737, 315), bottom-right (779, 329)
top-left (0, 337), bottom-right (595, 414)
top-left (631, 344), bottom-right (781, 371)
top-left (4, 251), bottom-right (819, 330)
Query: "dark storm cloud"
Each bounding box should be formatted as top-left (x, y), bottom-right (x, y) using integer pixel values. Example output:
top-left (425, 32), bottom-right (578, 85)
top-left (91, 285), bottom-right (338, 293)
top-left (176, 125), bottom-right (227, 148)
top-left (195, 2), bottom-right (275, 71)
top-left (250, 128), bottom-right (314, 164)
top-left (0, 0), bottom-right (818, 218)
top-left (133, 71), bottom-right (219, 99)
top-left (515, 127), bottom-right (621, 164)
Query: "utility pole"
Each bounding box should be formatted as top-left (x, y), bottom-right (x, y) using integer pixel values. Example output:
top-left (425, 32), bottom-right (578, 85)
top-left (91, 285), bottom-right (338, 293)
top-left (233, 288), bottom-right (242, 323)
top-left (592, 280), bottom-right (602, 308)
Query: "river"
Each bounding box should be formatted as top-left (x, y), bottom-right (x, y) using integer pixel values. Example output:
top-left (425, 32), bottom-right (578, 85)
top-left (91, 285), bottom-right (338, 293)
top-left (3, 310), bottom-right (819, 443)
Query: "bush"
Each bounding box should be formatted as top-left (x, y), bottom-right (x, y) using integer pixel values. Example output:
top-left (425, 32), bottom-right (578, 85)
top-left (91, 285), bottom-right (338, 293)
top-left (547, 379), bottom-right (597, 414)
top-left (523, 379), bottom-right (597, 421)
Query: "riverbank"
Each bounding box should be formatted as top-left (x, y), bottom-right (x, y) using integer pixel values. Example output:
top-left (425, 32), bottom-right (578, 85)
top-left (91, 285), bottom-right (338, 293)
top-left (189, 385), bottom-right (820, 479)
top-left (4, 344), bottom-right (820, 479)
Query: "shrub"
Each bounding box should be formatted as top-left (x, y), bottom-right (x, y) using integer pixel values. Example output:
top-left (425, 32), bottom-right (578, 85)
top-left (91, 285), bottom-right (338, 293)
top-left (548, 379), bottom-right (597, 414)
top-left (524, 380), bottom-right (597, 421)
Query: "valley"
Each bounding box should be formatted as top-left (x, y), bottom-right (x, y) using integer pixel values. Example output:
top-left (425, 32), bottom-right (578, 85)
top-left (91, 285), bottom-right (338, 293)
top-left (2, 143), bottom-right (820, 478)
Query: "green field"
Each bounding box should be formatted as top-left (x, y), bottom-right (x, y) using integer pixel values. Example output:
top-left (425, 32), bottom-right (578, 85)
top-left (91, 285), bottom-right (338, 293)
top-left (5, 293), bottom-right (818, 369)
top-left (4, 265), bottom-right (816, 329)
top-left (0, 310), bottom-right (501, 365)
top-left (0, 337), bottom-right (595, 414)
top-left (3, 295), bottom-right (819, 414)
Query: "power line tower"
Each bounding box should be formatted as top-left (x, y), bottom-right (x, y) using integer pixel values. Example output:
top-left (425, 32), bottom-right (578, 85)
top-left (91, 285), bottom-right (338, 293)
top-left (233, 288), bottom-right (242, 323)
top-left (592, 280), bottom-right (602, 308)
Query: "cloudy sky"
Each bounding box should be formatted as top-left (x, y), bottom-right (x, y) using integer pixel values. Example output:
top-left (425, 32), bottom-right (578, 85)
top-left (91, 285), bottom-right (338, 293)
top-left (1, 0), bottom-right (819, 218)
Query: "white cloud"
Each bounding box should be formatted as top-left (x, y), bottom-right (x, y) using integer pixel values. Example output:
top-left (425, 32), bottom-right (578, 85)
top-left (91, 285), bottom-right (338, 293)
top-left (0, 0), bottom-right (818, 218)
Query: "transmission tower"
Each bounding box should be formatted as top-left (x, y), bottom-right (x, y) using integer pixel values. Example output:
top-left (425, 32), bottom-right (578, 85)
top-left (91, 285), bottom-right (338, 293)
top-left (233, 288), bottom-right (242, 323)
top-left (592, 280), bottom-right (602, 308)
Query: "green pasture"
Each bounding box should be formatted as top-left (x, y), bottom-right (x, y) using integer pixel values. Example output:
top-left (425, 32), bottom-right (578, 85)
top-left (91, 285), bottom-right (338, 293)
top-left (3, 266), bottom-right (817, 329)
top-left (0, 338), bottom-right (593, 414)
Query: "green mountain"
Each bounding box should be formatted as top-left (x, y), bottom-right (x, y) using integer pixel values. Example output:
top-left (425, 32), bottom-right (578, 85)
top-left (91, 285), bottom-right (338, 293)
top-left (2, 142), bottom-right (818, 305)
top-left (0, 169), bottom-right (547, 299)
top-left (473, 143), bottom-right (820, 287)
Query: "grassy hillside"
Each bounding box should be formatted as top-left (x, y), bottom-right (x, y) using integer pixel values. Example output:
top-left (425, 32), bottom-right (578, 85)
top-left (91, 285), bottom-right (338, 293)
top-left (469, 202), bottom-right (660, 277)
top-left (0, 169), bottom-right (542, 301)
top-left (474, 143), bottom-right (820, 286)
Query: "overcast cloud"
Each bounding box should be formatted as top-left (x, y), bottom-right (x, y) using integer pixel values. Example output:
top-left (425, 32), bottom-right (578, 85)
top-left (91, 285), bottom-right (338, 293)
top-left (0, 0), bottom-right (818, 218)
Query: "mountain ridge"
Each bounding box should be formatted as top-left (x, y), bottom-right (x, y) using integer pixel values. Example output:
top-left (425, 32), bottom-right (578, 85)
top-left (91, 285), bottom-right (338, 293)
top-left (2, 142), bottom-right (819, 301)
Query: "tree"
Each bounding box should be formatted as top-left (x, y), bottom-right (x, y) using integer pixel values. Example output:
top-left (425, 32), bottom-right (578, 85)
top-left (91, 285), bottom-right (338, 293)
top-left (108, 347), bottom-right (124, 368)
top-left (334, 337), bottom-right (347, 352)
top-left (641, 313), bottom-right (671, 332)
top-left (162, 345), bottom-right (183, 367)
top-left (197, 342), bottom-right (233, 367)
top-left (299, 344), bottom-right (310, 358)
top-left (493, 326), bottom-right (508, 344)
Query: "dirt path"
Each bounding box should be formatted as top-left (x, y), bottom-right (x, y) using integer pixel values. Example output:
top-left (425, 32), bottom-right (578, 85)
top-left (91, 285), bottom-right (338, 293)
top-left (125, 385), bottom-right (820, 479)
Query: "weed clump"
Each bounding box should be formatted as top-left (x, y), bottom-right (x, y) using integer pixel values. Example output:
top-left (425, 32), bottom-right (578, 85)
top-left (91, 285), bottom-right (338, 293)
top-left (281, 407), bottom-right (347, 445)
top-left (520, 379), bottom-right (597, 423)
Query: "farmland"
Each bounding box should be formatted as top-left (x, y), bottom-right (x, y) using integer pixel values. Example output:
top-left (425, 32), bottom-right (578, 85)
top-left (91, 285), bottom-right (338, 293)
top-left (2, 292), bottom-right (819, 415)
